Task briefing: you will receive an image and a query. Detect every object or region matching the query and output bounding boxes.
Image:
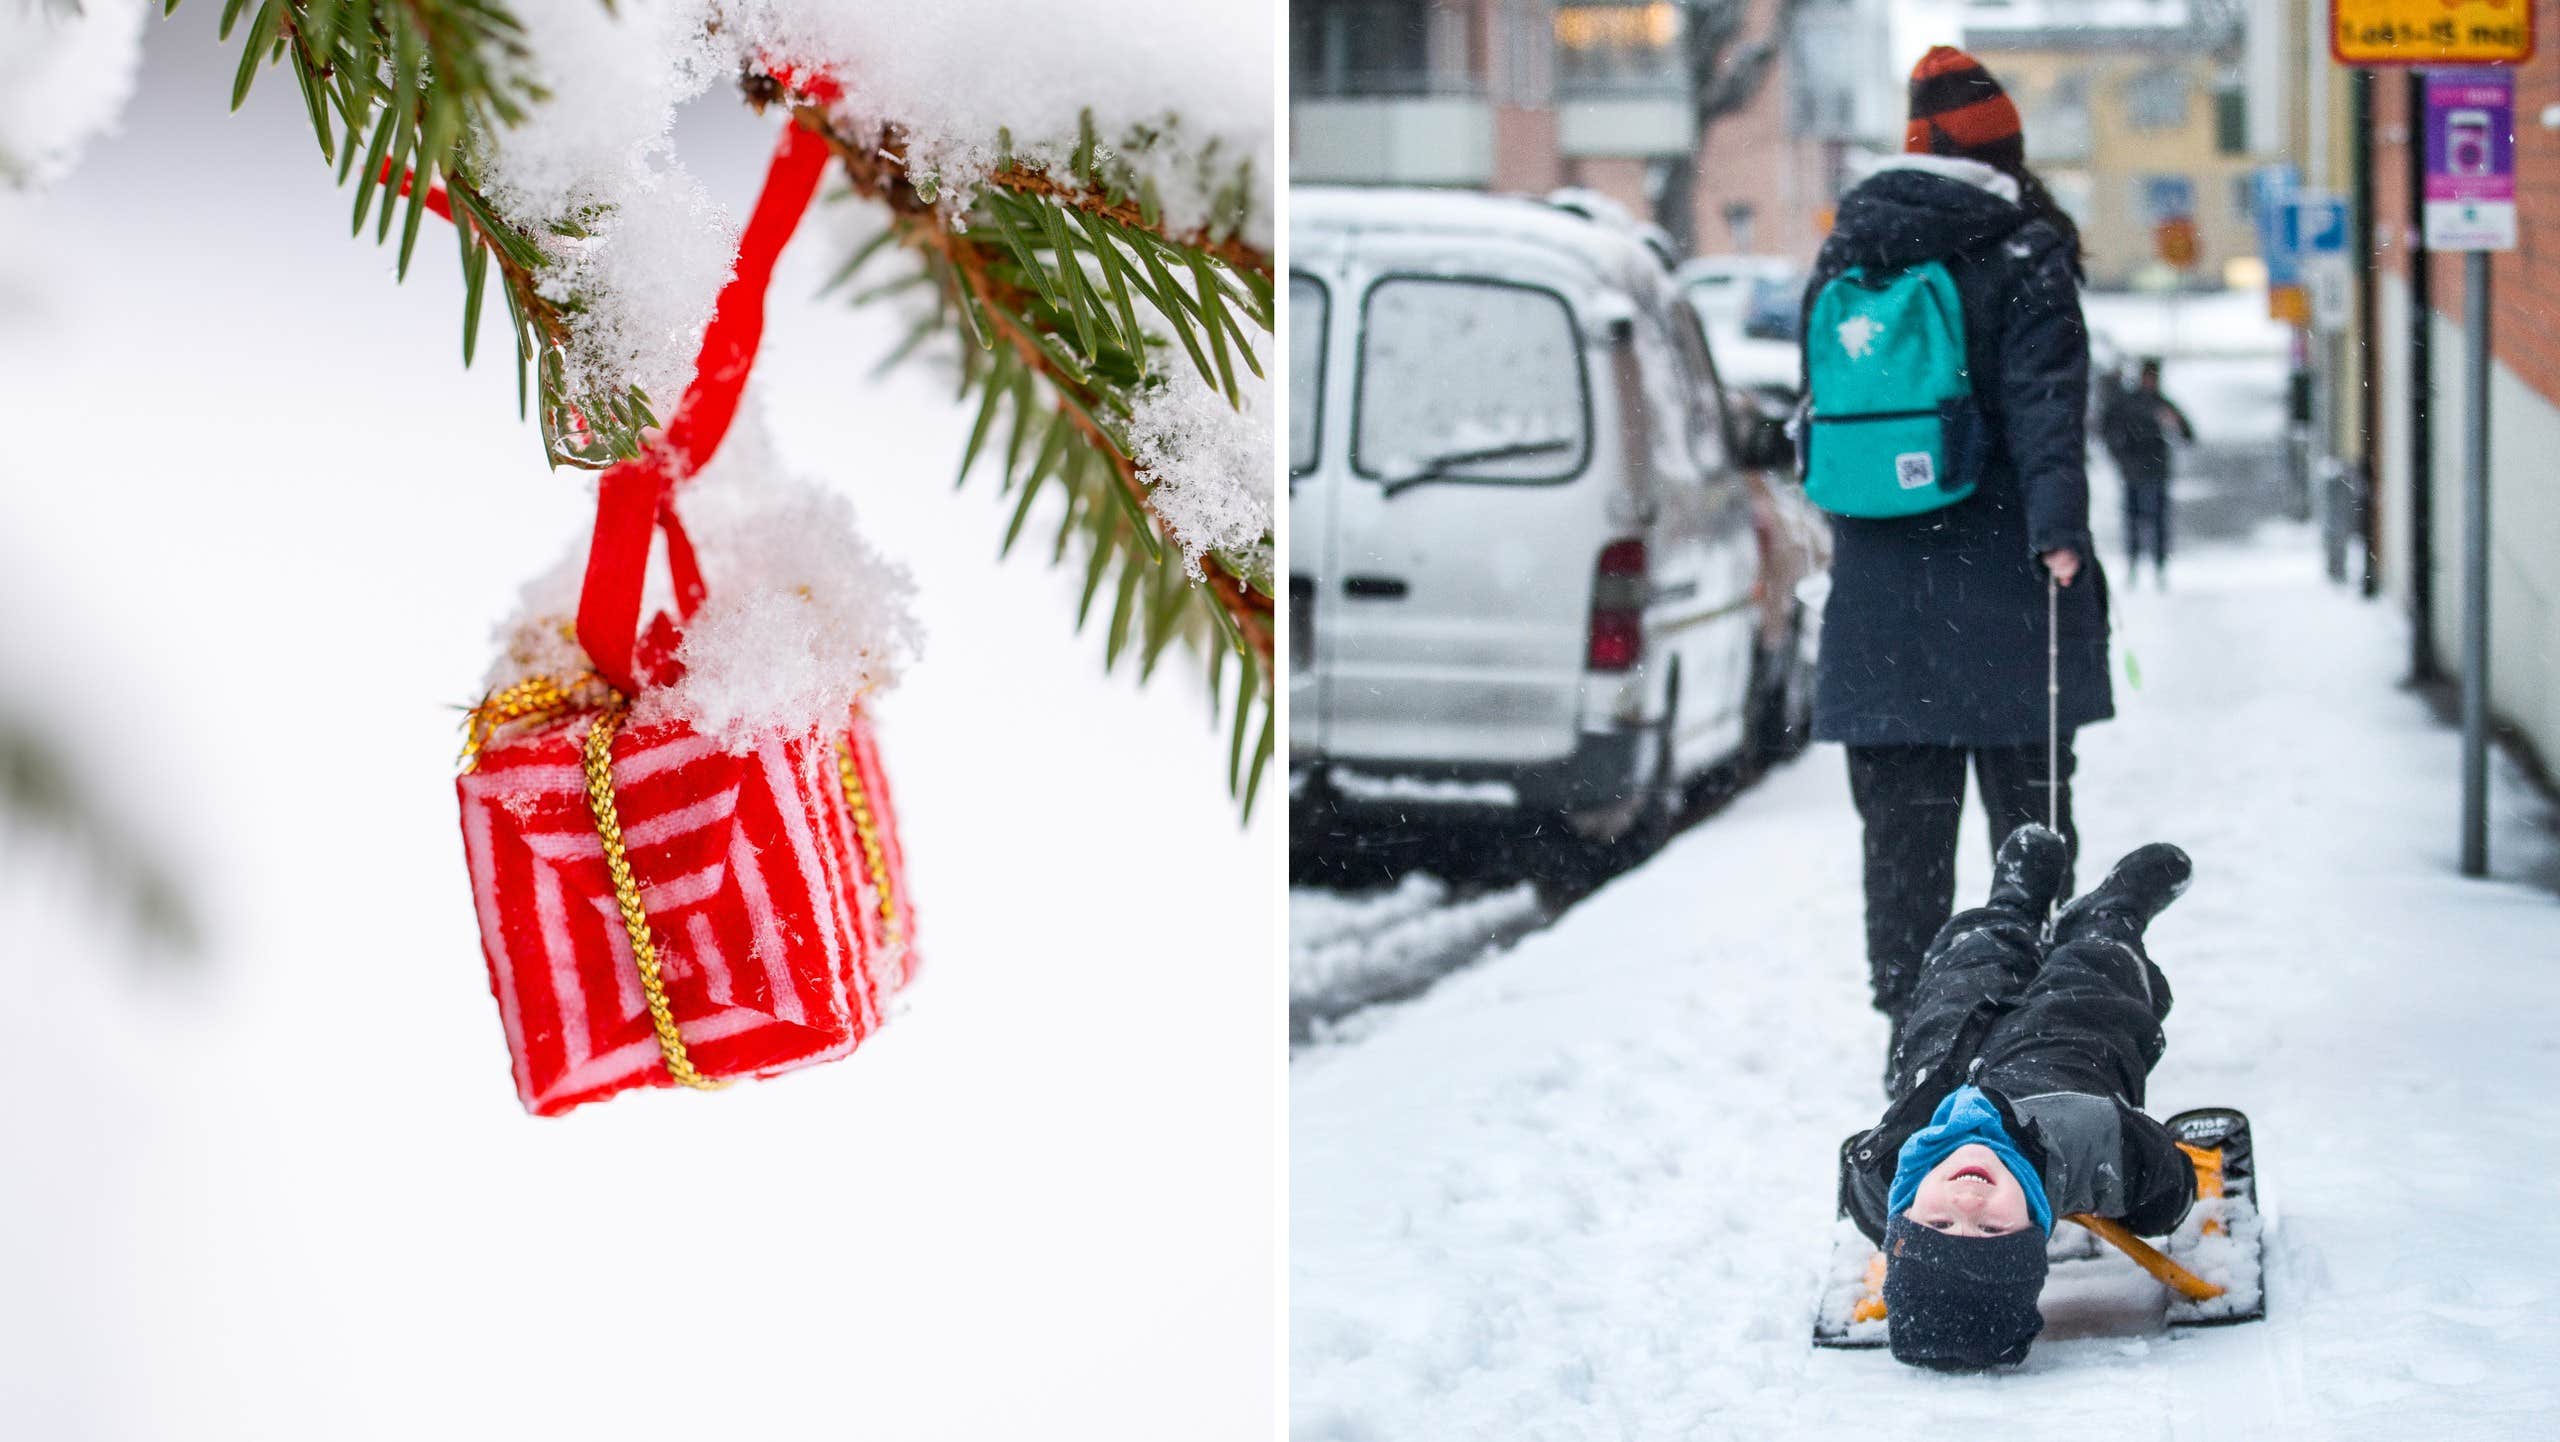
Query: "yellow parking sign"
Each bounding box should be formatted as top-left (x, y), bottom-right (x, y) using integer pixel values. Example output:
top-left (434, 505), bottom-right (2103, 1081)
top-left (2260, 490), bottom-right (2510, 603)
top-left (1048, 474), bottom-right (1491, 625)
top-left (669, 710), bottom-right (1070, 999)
top-left (2332, 0), bottom-right (2536, 65)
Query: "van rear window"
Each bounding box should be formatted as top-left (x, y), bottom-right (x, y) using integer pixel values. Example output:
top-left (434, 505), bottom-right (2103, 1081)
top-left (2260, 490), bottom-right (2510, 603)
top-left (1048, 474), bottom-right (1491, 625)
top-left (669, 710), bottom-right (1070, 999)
top-left (1353, 277), bottom-right (1590, 486)
top-left (1290, 273), bottom-right (1326, 475)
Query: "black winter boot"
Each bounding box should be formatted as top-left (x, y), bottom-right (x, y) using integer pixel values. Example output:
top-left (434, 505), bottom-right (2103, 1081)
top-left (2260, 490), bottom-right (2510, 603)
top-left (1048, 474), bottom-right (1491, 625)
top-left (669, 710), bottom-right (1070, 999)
top-left (1987, 823), bottom-right (2069, 918)
top-left (2053, 842), bottom-right (2192, 942)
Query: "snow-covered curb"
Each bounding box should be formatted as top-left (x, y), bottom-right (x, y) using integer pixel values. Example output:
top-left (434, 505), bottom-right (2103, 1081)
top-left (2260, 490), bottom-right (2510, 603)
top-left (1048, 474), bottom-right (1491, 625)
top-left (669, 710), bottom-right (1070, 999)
top-left (1291, 874), bottom-right (1544, 1030)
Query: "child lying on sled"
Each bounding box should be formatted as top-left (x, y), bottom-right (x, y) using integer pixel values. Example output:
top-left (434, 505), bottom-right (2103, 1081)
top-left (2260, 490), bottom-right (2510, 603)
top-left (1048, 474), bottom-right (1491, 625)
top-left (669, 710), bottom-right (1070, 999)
top-left (1835, 823), bottom-right (2200, 1371)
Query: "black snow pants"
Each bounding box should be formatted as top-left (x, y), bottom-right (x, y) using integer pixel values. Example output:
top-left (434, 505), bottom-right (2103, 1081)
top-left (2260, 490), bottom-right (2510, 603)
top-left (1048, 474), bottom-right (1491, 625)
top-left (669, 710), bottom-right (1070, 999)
top-left (1888, 904), bottom-right (2172, 1111)
top-left (1847, 740), bottom-right (2078, 1019)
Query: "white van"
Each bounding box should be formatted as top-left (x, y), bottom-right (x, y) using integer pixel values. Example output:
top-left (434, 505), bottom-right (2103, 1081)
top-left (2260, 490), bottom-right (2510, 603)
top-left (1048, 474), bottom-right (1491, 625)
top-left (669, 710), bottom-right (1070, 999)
top-left (1290, 188), bottom-right (1809, 848)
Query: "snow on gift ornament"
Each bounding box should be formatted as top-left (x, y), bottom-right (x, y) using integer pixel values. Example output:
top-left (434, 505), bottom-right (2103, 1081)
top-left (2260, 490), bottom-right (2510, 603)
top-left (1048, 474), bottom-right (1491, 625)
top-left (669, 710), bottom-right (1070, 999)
top-left (459, 688), bottom-right (914, 1115)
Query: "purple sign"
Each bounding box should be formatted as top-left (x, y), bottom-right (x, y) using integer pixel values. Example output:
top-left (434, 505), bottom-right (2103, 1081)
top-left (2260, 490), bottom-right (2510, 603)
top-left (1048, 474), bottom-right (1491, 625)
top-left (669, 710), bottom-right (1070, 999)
top-left (2423, 70), bottom-right (2517, 250)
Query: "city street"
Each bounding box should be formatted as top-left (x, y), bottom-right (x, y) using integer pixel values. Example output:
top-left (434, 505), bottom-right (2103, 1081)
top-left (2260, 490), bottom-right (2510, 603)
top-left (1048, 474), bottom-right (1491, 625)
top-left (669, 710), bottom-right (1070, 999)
top-left (1292, 396), bottom-right (2560, 1434)
top-left (1291, 295), bottom-right (2307, 1038)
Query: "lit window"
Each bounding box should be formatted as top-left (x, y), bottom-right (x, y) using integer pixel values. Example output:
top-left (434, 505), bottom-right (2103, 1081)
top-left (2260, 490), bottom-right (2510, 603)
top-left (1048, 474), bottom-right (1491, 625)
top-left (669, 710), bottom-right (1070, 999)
top-left (1554, 2), bottom-right (1685, 95)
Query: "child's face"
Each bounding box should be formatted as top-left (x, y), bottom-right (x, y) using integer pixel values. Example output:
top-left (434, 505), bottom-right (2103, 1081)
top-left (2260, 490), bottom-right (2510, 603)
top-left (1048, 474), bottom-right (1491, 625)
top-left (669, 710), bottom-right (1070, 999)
top-left (1906, 1143), bottom-right (2033, 1236)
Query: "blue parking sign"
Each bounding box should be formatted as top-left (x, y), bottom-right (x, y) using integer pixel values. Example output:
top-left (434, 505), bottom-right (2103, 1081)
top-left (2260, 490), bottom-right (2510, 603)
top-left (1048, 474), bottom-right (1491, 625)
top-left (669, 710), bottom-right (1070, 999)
top-left (2292, 196), bottom-right (2349, 256)
top-left (2143, 176), bottom-right (2197, 223)
top-left (2253, 165), bottom-right (2300, 285)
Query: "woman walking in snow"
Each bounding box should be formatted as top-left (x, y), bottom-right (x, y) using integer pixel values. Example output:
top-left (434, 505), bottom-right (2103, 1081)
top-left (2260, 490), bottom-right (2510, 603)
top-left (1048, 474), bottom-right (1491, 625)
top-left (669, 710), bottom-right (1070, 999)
top-left (1800, 47), bottom-right (2111, 1064)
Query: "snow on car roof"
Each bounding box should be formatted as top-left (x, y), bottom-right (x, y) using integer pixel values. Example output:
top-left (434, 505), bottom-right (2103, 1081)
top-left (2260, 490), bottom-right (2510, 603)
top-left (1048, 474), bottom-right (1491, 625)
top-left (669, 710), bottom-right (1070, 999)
top-left (1676, 254), bottom-right (1801, 286)
top-left (1294, 186), bottom-right (1676, 299)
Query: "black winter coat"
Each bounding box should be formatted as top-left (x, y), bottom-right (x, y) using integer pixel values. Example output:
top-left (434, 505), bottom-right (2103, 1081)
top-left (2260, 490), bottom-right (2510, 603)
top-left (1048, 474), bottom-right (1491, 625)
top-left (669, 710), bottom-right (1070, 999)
top-left (1801, 160), bottom-right (2113, 747)
top-left (2100, 388), bottom-right (2195, 489)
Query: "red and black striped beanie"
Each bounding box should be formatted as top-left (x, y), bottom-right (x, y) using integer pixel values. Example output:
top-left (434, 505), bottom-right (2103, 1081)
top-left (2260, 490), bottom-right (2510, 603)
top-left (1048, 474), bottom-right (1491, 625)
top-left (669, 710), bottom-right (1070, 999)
top-left (1905, 45), bottom-right (2024, 170)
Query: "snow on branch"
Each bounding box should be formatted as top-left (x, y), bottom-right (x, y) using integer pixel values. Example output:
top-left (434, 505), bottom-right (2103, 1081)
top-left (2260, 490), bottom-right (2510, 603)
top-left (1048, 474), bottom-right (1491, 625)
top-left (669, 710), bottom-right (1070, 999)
top-left (1, 0), bottom-right (146, 189)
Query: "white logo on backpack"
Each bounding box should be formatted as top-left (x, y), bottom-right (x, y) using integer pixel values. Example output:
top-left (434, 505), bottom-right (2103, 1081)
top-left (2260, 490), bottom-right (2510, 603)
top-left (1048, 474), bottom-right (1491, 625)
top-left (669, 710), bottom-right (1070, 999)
top-left (1836, 314), bottom-right (1881, 361)
top-left (1894, 452), bottom-right (1935, 490)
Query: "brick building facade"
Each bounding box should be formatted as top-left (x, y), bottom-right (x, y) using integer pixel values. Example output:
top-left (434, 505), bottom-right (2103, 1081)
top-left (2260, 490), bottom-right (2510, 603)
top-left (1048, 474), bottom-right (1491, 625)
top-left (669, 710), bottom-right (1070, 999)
top-left (2363, 17), bottom-right (2560, 768)
top-left (1292, 0), bottom-right (1858, 265)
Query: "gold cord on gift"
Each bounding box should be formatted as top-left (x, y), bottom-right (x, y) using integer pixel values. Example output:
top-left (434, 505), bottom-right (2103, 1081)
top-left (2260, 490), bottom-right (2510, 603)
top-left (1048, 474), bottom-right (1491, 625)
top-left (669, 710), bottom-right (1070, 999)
top-left (834, 740), bottom-right (904, 947)
top-left (582, 704), bottom-right (725, 1092)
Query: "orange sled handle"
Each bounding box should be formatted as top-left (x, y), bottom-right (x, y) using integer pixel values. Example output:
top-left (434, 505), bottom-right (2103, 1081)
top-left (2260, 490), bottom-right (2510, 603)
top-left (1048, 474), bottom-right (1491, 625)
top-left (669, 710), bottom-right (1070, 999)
top-left (2066, 1214), bottom-right (2225, 1302)
top-left (2067, 1139), bottom-right (2231, 1303)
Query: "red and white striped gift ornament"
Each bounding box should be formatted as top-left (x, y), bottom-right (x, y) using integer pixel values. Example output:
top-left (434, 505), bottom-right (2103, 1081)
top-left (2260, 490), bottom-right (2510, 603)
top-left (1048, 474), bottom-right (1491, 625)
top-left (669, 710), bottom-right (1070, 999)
top-left (458, 698), bottom-right (914, 1116)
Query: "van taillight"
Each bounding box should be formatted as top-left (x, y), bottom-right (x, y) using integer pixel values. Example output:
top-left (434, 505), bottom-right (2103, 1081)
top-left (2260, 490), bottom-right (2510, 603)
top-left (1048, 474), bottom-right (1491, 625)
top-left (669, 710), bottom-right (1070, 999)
top-left (1588, 539), bottom-right (1647, 672)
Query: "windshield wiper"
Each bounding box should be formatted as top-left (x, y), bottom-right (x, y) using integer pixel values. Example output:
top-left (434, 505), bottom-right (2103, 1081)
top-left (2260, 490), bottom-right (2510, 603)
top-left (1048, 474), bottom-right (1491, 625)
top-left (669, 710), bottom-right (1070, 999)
top-left (1379, 438), bottom-right (1573, 498)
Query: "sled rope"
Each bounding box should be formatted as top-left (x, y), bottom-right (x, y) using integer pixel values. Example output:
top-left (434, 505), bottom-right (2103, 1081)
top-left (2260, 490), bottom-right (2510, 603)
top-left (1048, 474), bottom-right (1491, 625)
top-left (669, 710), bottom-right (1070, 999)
top-left (2046, 570), bottom-right (2060, 837)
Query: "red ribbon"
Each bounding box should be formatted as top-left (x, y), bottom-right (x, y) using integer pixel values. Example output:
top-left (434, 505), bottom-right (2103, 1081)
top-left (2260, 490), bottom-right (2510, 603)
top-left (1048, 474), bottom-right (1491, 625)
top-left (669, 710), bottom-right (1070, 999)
top-left (380, 161), bottom-right (455, 221)
top-left (392, 74), bottom-right (838, 695)
top-left (575, 118), bottom-right (833, 694)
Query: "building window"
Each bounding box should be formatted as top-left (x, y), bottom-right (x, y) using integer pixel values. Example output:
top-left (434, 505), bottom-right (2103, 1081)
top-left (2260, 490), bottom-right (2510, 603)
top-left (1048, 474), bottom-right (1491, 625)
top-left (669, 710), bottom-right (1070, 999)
top-left (2124, 66), bottom-right (2190, 132)
top-left (1785, 3), bottom-right (1862, 141)
top-left (2214, 84), bottom-right (2247, 154)
top-left (1503, 0), bottom-right (1555, 107)
top-left (2029, 70), bottom-right (2094, 163)
top-left (1291, 1), bottom-right (1441, 98)
top-left (1554, 1), bottom-right (1685, 97)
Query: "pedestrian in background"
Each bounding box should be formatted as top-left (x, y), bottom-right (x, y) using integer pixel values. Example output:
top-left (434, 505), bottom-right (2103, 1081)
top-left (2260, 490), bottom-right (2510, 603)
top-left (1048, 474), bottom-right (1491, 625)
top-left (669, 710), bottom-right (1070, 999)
top-left (2100, 358), bottom-right (2196, 587)
top-left (1800, 46), bottom-right (2112, 1069)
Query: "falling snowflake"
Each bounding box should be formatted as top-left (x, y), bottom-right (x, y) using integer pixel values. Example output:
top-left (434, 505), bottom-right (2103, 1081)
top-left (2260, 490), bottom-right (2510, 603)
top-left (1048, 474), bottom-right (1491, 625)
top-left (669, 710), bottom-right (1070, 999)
top-left (1836, 314), bottom-right (1881, 361)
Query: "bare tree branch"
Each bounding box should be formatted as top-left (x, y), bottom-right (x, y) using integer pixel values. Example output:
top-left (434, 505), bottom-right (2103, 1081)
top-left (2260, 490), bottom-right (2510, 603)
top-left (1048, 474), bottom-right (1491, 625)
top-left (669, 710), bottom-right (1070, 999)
top-left (1656, 0), bottom-right (1811, 250)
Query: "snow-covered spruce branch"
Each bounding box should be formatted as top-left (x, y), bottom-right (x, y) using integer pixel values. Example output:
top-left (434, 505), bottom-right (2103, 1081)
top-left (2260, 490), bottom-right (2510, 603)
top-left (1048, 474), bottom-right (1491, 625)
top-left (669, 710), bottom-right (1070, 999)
top-left (182, 0), bottom-right (662, 466)
top-left (795, 94), bottom-right (1275, 817)
top-left (153, 0), bottom-right (1275, 813)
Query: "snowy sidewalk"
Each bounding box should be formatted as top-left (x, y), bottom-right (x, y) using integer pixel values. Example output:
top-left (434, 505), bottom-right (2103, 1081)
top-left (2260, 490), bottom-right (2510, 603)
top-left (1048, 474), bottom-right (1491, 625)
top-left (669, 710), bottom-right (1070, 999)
top-left (1292, 530), bottom-right (2560, 1440)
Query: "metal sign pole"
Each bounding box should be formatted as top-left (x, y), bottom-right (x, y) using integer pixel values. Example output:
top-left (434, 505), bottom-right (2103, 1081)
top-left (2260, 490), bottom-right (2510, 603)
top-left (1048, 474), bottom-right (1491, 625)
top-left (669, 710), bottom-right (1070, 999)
top-left (2460, 251), bottom-right (2492, 876)
top-left (2409, 62), bottom-right (2515, 877)
top-left (2408, 70), bottom-right (2435, 682)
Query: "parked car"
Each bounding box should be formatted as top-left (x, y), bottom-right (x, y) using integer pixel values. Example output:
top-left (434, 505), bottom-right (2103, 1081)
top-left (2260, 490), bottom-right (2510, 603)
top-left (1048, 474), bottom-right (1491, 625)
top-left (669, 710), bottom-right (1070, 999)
top-left (1678, 257), bottom-right (1808, 397)
top-left (1290, 188), bottom-right (1823, 851)
top-left (1674, 253), bottom-right (1799, 329)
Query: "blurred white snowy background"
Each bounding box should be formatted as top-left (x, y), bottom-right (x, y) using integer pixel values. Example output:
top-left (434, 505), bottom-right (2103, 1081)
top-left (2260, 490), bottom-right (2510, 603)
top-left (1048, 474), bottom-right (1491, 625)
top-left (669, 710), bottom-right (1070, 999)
top-left (0, 10), bottom-right (1277, 1441)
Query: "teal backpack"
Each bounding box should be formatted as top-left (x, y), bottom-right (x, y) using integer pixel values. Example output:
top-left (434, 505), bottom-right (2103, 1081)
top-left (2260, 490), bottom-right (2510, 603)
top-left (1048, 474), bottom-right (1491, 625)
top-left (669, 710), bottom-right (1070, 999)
top-left (1799, 261), bottom-right (1983, 518)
